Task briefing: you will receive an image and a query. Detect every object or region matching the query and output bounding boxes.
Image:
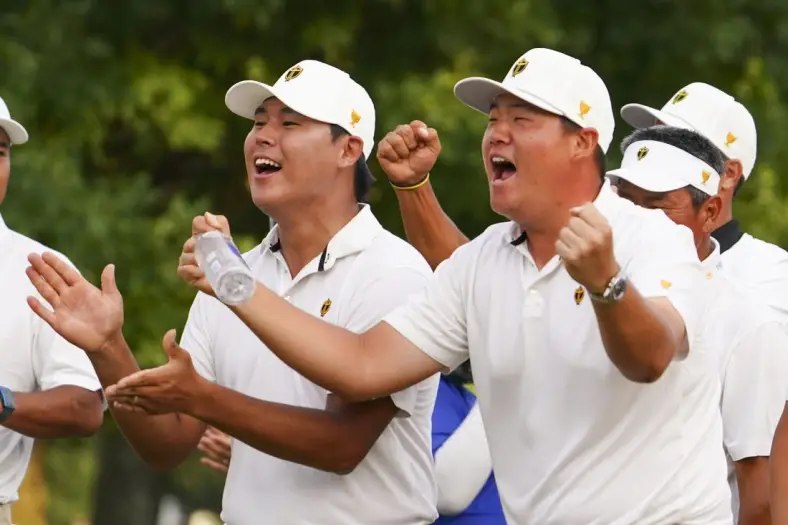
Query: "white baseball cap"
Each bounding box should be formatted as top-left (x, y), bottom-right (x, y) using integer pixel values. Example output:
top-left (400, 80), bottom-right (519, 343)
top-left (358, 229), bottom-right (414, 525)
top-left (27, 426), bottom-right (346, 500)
top-left (0, 96), bottom-right (28, 145)
top-left (620, 82), bottom-right (757, 180)
top-left (225, 60), bottom-right (376, 159)
top-left (607, 140), bottom-right (721, 196)
top-left (453, 48), bottom-right (615, 153)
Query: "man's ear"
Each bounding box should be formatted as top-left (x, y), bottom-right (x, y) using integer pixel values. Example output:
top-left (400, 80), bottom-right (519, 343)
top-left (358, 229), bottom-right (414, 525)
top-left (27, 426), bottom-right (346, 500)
top-left (701, 195), bottom-right (723, 233)
top-left (718, 159), bottom-right (743, 193)
top-left (573, 127), bottom-right (599, 163)
top-left (339, 135), bottom-right (364, 170)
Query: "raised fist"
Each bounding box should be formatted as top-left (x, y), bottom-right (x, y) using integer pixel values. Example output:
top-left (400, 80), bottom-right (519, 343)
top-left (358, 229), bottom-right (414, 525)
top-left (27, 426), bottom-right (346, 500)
top-left (376, 120), bottom-right (441, 186)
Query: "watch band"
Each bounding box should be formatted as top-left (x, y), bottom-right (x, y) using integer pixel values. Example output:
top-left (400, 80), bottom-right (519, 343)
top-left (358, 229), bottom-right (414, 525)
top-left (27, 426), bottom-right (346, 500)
top-left (589, 270), bottom-right (628, 304)
top-left (0, 386), bottom-right (15, 424)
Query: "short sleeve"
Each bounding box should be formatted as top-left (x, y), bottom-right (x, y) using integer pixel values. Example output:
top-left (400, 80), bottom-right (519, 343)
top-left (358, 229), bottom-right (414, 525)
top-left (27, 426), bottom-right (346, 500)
top-left (722, 322), bottom-right (788, 461)
top-left (180, 292), bottom-right (218, 382)
top-left (627, 223), bottom-right (706, 353)
top-left (342, 265), bottom-right (433, 416)
top-left (385, 247), bottom-right (471, 372)
top-left (749, 258), bottom-right (788, 322)
top-left (32, 318), bottom-right (101, 392)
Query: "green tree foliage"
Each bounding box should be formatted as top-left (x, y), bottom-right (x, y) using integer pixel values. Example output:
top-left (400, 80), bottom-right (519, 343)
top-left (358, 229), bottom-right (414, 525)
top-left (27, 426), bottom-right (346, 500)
top-left (2, 1), bottom-right (787, 523)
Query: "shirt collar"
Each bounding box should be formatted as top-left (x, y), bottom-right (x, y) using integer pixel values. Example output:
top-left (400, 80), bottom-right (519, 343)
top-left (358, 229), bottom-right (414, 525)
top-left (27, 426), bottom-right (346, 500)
top-left (701, 237), bottom-right (723, 274)
top-left (508, 179), bottom-right (621, 246)
top-left (261, 204), bottom-right (383, 272)
top-left (0, 213), bottom-right (10, 246)
top-left (711, 219), bottom-right (744, 254)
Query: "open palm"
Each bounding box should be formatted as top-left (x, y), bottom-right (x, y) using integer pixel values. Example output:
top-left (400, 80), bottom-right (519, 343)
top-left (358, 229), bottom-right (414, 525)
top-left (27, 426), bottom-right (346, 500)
top-left (26, 253), bottom-right (124, 353)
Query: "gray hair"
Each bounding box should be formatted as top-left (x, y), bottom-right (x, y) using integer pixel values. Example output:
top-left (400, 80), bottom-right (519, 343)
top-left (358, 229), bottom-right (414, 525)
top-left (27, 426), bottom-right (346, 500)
top-left (619, 125), bottom-right (724, 209)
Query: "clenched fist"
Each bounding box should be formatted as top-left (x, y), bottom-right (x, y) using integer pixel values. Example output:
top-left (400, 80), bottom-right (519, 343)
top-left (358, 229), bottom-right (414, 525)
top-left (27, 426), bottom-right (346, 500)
top-left (556, 203), bottom-right (619, 294)
top-left (377, 120), bottom-right (441, 186)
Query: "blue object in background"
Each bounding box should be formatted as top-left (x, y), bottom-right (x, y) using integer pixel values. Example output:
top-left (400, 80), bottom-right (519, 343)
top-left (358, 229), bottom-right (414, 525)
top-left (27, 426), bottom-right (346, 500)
top-left (431, 376), bottom-right (506, 525)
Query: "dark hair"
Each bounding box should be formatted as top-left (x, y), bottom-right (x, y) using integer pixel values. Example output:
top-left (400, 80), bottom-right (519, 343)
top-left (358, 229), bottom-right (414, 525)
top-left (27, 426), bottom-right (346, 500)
top-left (561, 118), bottom-right (607, 180)
top-left (620, 125), bottom-right (725, 210)
top-left (330, 124), bottom-right (375, 202)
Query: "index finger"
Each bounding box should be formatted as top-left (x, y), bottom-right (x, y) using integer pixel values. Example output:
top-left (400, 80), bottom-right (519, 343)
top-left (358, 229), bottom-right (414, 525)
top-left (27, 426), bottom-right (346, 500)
top-left (570, 203), bottom-right (608, 229)
top-left (38, 252), bottom-right (83, 287)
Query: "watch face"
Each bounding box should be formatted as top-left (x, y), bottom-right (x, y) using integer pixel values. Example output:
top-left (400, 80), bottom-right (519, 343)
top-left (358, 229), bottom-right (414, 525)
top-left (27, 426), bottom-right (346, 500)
top-left (611, 277), bottom-right (627, 299)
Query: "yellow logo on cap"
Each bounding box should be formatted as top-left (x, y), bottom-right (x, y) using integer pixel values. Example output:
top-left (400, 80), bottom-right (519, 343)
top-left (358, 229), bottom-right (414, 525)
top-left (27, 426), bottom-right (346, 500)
top-left (574, 286), bottom-right (585, 305)
top-left (661, 279), bottom-right (672, 289)
top-left (701, 170), bottom-right (711, 184)
top-left (350, 110), bottom-right (361, 128)
top-left (725, 132), bottom-right (737, 147)
top-left (284, 65), bottom-right (304, 82)
top-left (637, 146), bottom-right (649, 161)
top-left (672, 90), bottom-right (688, 104)
top-left (320, 299), bottom-right (332, 317)
top-left (511, 58), bottom-right (529, 77)
top-left (578, 101), bottom-right (591, 120)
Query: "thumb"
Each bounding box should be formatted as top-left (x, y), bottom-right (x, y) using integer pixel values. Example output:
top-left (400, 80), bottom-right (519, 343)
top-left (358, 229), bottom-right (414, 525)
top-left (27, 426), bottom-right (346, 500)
top-left (101, 264), bottom-right (119, 296)
top-left (425, 128), bottom-right (441, 153)
top-left (162, 329), bottom-right (185, 361)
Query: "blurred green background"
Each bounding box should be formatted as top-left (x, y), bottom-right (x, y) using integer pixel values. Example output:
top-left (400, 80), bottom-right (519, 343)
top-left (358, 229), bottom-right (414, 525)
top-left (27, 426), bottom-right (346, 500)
top-left (2, 0), bottom-right (787, 523)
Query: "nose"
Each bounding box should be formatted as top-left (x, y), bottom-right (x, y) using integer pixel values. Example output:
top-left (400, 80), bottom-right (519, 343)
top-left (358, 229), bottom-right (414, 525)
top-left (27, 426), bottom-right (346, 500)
top-left (487, 120), bottom-right (511, 145)
top-left (254, 125), bottom-right (277, 148)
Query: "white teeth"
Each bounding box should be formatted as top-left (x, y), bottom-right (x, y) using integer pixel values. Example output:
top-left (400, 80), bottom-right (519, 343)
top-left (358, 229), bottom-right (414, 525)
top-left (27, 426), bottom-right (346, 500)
top-left (491, 156), bottom-right (512, 165)
top-left (255, 158), bottom-right (281, 168)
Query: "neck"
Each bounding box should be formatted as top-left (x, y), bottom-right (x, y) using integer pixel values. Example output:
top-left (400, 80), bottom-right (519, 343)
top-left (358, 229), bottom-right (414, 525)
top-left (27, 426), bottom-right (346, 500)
top-left (522, 176), bottom-right (604, 269)
top-left (273, 200), bottom-right (360, 277)
top-left (697, 235), bottom-right (714, 263)
top-left (715, 194), bottom-right (735, 227)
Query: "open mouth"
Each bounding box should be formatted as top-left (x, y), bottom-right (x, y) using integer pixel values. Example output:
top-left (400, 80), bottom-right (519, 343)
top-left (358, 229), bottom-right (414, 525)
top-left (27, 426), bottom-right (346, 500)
top-left (254, 157), bottom-right (282, 177)
top-left (491, 155), bottom-right (516, 182)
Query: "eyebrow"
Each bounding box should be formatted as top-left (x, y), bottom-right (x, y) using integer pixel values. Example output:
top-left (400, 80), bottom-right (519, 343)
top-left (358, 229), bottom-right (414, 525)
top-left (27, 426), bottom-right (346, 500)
top-left (254, 105), bottom-right (297, 117)
top-left (0, 141), bottom-right (9, 149)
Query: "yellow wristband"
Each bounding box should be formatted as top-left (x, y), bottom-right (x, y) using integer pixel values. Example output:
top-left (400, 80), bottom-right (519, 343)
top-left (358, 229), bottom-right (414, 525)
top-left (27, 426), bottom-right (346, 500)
top-left (390, 173), bottom-right (430, 191)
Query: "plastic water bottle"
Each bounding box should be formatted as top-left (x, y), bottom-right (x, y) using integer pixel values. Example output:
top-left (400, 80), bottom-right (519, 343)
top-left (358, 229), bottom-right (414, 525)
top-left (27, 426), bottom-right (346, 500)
top-left (194, 231), bottom-right (256, 305)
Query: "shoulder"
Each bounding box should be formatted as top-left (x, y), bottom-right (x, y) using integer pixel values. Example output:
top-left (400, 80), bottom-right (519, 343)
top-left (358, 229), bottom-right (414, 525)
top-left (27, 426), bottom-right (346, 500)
top-left (731, 234), bottom-right (788, 268)
top-left (354, 229), bottom-right (434, 283)
top-left (705, 274), bottom-right (782, 345)
top-left (7, 229), bottom-right (77, 269)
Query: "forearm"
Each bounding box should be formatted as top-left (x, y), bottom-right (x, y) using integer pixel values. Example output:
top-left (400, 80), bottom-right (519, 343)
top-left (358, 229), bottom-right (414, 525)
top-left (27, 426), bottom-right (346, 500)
top-left (593, 287), bottom-right (678, 382)
top-left (434, 404), bottom-right (493, 514)
top-left (231, 287), bottom-right (385, 401)
top-left (3, 386), bottom-right (102, 438)
top-left (91, 335), bottom-right (201, 469)
top-left (191, 382), bottom-right (363, 474)
top-left (394, 183), bottom-right (469, 270)
top-left (736, 457), bottom-right (771, 525)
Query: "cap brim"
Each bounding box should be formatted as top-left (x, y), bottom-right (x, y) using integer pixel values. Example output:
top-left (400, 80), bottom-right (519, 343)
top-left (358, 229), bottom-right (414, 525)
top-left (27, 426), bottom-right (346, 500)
top-left (225, 81), bottom-right (278, 120)
top-left (620, 103), bottom-right (690, 130)
top-left (0, 118), bottom-right (28, 145)
top-left (454, 77), bottom-right (564, 117)
top-left (606, 167), bottom-right (687, 193)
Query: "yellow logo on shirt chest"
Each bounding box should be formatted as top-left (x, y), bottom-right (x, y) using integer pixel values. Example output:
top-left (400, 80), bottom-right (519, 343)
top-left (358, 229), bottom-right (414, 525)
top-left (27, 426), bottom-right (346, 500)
top-left (574, 286), bottom-right (585, 305)
top-left (320, 299), bottom-right (332, 317)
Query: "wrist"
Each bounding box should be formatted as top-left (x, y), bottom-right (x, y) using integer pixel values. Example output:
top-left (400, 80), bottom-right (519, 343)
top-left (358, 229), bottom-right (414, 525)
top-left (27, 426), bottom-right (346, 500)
top-left (587, 265), bottom-right (621, 294)
top-left (390, 172), bottom-right (430, 191)
top-left (187, 376), bottom-right (217, 419)
top-left (98, 330), bottom-right (126, 355)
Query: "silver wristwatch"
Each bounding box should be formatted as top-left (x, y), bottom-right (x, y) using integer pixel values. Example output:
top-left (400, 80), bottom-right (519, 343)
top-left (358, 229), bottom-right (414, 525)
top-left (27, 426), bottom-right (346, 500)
top-left (588, 271), bottom-right (628, 304)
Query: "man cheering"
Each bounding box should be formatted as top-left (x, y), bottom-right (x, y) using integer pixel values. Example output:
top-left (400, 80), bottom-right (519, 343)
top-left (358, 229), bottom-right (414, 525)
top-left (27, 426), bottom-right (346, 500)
top-left (25, 62), bottom-right (438, 525)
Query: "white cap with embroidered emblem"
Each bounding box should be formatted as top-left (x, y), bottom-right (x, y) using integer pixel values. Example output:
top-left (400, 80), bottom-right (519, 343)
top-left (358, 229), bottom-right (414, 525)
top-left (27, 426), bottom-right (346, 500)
top-left (453, 48), bottom-right (615, 153)
top-left (0, 96), bottom-right (28, 145)
top-left (607, 140), bottom-right (721, 196)
top-left (620, 82), bottom-right (757, 180)
top-left (225, 60), bottom-right (376, 159)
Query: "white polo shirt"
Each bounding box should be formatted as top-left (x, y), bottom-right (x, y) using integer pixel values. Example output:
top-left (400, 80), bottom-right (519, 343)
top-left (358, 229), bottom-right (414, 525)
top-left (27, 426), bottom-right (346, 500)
top-left (712, 220), bottom-right (788, 320)
top-left (701, 240), bottom-right (788, 522)
top-left (0, 215), bottom-right (101, 504)
top-left (386, 181), bottom-right (732, 524)
top-left (181, 206), bottom-right (439, 525)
